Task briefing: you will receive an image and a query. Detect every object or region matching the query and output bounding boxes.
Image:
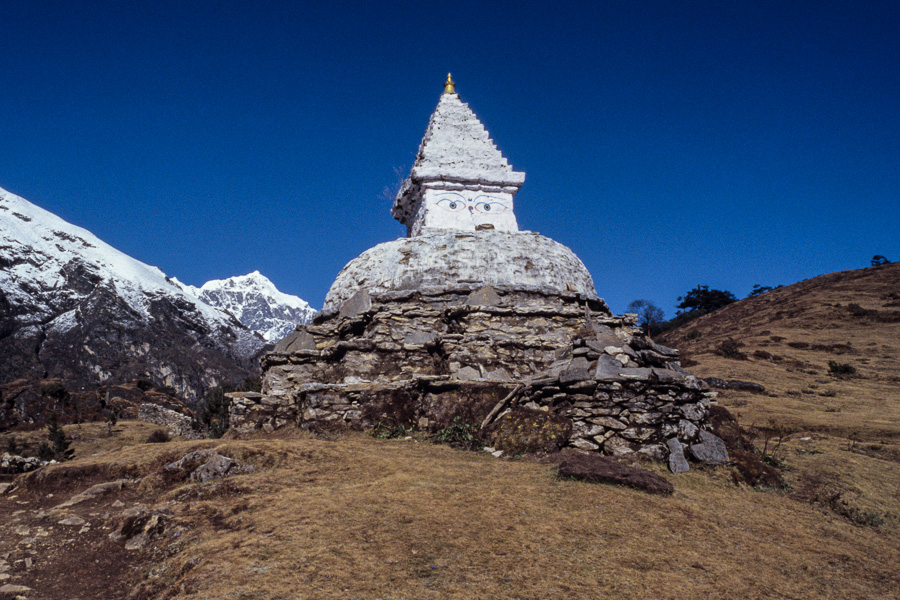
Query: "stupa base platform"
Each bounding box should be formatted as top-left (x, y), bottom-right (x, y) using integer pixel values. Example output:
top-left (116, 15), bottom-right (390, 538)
top-left (230, 286), bottom-right (725, 466)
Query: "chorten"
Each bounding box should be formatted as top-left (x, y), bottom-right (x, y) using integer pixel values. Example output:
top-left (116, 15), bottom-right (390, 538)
top-left (232, 76), bottom-right (725, 470)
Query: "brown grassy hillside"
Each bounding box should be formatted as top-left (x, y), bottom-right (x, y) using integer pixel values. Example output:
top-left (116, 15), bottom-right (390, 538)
top-left (658, 261), bottom-right (900, 443)
top-left (1, 263), bottom-right (898, 599)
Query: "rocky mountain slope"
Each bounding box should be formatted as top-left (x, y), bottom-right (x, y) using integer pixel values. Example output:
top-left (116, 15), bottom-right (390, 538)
top-left (178, 272), bottom-right (315, 343)
top-left (0, 186), bottom-right (266, 407)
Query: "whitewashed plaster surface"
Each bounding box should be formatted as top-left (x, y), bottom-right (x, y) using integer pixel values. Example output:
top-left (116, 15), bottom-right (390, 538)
top-left (323, 230), bottom-right (597, 312)
top-left (406, 188), bottom-right (518, 236)
top-left (392, 91), bottom-right (525, 235)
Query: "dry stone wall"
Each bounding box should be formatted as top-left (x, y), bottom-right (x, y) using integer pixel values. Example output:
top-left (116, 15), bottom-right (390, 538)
top-left (234, 285), bottom-right (725, 469)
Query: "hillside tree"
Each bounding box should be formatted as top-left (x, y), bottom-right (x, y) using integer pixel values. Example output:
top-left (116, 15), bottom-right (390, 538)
top-left (676, 285), bottom-right (737, 315)
top-left (626, 299), bottom-right (665, 335)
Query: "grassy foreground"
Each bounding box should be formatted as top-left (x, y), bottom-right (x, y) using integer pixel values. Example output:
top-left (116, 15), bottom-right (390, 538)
top-left (2, 419), bottom-right (898, 600)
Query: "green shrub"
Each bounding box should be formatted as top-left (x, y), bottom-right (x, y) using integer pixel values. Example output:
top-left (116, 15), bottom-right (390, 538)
top-left (435, 417), bottom-right (483, 451)
top-left (46, 414), bottom-right (74, 461)
top-left (370, 421), bottom-right (413, 440)
top-left (37, 442), bottom-right (54, 461)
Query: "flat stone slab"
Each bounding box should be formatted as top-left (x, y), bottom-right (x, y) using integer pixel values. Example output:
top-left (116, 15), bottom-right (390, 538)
top-left (465, 285), bottom-right (502, 307)
top-left (338, 288), bottom-right (372, 319)
top-left (274, 330), bottom-right (317, 353)
top-left (557, 452), bottom-right (674, 495)
top-left (667, 438), bottom-right (690, 474)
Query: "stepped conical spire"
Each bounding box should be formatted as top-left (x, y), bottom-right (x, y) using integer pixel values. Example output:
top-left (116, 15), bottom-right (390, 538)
top-left (391, 76), bottom-right (525, 237)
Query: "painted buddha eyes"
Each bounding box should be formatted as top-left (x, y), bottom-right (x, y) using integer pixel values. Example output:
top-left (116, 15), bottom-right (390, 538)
top-left (435, 195), bottom-right (507, 214)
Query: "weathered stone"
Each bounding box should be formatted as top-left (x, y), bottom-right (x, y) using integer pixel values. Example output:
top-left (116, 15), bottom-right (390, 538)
top-left (620, 427), bottom-right (655, 442)
top-left (570, 438), bottom-right (599, 451)
top-left (680, 403), bottom-right (707, 421)
top-left (455, 366), bottom-right (481, 381)
top-left (636, 443), bottom-right (667, 461)
top-left (0, 452), bottom-right (44, 474)
top-left (666, 438), bottom-right (690, 474)
top-left (603, 436), bottom-right (636, 456)
top-left (689, 430), bottom-right (729, 465)
top-left (164, 450), bottom-right (255, 482)
top-left (704, 377), bottom-right (766, 394)
top-left (594, 354), bottom-right (623, 380)
top-left (55, 479), bottom-right (129, 509)
top-left (274, 329), bottom-right (317, 353)
top-left (339, 288), bottom-right (372, 319)
top-left (651, 368), bottom-right (684, 384)
top-left (402, 331), bottom-right (438, 346)
top-left (58, 516), bottom-right (86, 526)
top-left (632, 411), bottom-right (663, 425)
top-left (560, 357), bottom-right (591, 384)
top-left (557, 452), bottom-right (673, 495)
top-left (591, 416), bottom-right (627, 430)
top-left (465, 285), bottom-right (503, 307)
top-left (0, 584), bottom-right (33, 594)
top-left (138, 403), bottom-right (204, 440)
top-left (573, 421), bottom-right (606, 438)
top-left (677, 419), bottom-right (699, 440)
top-left (618, 367), bottom-right (654, 380)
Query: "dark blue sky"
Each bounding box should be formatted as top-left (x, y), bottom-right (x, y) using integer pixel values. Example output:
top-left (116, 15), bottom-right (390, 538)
top-left (3, 1), bottom-right (898, 315)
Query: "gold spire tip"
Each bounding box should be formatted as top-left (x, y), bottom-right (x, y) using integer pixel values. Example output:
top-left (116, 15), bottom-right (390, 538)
top-left (443, 73), bottom-right (456, 94)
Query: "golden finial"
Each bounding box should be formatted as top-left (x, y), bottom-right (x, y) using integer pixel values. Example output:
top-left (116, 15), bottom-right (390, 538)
top-left (443, 73), bottom-right (456, 94)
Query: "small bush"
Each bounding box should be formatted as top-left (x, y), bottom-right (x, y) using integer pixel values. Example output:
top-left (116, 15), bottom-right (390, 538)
top-left (46, 414), bottom-right (74, 461)
top-left (828, 361), bottom-right (858, 379)
top-left (715, 338), bottom-right (747, 360)
top-left (146, 429), bottom-right (171, 443)
top-left (37, 442), bottom-right (54, 461)
top-left (686, 329), bottom-right (702, 340)
top-left (370, 421), bottom-right (413, 440)
top-left (41, 382), bottom-right (70, 404)
top-left (435, 417), bottom-right (483, 451)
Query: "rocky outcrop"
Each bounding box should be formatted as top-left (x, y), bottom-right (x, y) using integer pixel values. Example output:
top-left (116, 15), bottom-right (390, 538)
top-left (137, 403), bottom-right (205, 440)
top-left (232, 286), bottom-right (726, 470)
top-left (0, 452), bottom-right (45, 474)
top-left (163, 449), bottom-right (255, 483)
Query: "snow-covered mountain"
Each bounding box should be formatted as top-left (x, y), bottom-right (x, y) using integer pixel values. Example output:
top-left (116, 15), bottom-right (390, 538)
top-left (0, 186), bottom-right (266, 404)
top-left (178, 272), bottom-right (315, 343)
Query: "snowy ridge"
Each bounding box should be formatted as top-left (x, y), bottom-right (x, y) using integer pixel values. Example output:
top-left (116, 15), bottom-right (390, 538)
top-left (179, 272), bottom-right (316, 342)
top-left (0, 186), bottom-right (265, 399)
top-left (0, 187), bottom-right (256, 343)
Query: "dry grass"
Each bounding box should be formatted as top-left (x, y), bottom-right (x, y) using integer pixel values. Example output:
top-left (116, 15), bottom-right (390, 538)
top-left (3, 421), bottom-right (899, 599)
top-left (132, 433), bottom-right (900, 599)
